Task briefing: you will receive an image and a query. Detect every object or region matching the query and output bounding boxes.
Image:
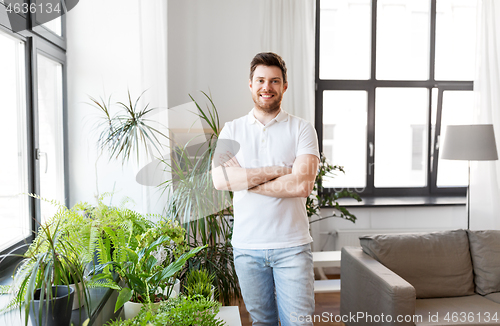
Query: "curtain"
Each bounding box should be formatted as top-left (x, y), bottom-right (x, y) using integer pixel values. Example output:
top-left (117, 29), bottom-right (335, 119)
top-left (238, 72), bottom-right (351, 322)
top-left (470, 0), bottom-right (500, 230)
top-left (137, 0), bottom-right (169, 215)
top-left (260, 0), bottom-right (316, 124)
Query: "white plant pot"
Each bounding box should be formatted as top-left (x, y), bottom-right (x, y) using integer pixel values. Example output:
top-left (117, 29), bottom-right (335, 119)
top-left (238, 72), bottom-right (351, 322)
top-left (159, 278), bottom-right (180, 298)
top-left (69, 282), bottom-right (85, 310)
top-left (123, 300), bottom-right (161, 320)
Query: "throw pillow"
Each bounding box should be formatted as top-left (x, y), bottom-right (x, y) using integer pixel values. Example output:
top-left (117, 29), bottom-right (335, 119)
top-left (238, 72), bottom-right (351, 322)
top-left (467, 230), bottom-right (500, 295)
top-left (360, 229), bottom-right (474, 299)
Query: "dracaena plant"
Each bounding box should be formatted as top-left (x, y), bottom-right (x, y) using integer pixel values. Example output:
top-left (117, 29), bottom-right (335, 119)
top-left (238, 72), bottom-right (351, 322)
top-left (160, 92), bottom-right (239, 305)
top-left (89, 90), bottom-right (168, 163)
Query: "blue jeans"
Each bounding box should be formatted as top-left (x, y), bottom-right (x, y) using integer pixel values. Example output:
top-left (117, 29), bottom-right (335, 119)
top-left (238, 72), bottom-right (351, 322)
top-left (233, 243), bottom-right (315, 326)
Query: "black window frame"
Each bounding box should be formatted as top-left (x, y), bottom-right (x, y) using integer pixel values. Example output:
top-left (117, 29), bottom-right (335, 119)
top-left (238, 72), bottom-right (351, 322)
top-left (0, 0), bottom-right (67, 273)
top-left (315, 0), bottom-right (470, 198)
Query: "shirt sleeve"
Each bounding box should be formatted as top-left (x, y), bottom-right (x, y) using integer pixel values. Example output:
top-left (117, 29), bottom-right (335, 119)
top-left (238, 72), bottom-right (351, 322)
top-left (213, 122), bottom-right (237, 167)
top-left (296, 120), bottom-right (320, 159)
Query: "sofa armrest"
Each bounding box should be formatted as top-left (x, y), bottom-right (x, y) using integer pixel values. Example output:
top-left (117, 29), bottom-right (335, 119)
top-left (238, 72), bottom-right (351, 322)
top-left (340, 247), bottom-right (416, 326)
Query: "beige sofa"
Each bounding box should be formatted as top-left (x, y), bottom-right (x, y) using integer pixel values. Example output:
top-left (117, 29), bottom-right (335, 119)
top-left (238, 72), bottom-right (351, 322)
top-left (340, 229), bottom-right (500, 326)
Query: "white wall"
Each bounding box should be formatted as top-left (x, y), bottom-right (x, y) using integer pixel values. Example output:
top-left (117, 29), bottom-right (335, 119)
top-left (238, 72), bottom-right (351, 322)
top-left (66, 0), bottom-right (165, 213)
top-left (310, 205), bottom-right (467, 251)
top-left (167, 0), bottom-right (264, 124)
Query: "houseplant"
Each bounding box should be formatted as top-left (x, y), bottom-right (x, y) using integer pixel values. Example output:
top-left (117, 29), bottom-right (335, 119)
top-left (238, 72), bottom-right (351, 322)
top-left (160, 92), bottom-right (239, 305)
top-left (89, 90), bottom-right (168, 163)
top-left (307, 154), bottom-right (362, 224)
top-left (0, 217), bottom-right (90, 326)
top-left (183, 268), bottom-right (216, 300)
top-left (105, 294), bottom-right (226, 326)
top-left (90, 91), bottom-right (240, 305)
top-left (91, 231), bottom-right (207, 319)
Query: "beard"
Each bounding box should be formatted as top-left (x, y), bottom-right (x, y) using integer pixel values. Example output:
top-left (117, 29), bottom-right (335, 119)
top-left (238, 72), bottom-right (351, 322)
top-left (251, 91), bottom-right (283, 114)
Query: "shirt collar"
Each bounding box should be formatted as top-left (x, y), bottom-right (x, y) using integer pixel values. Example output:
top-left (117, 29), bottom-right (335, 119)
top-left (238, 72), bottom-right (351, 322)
top-left (247, 108), bottom-right (289, 125)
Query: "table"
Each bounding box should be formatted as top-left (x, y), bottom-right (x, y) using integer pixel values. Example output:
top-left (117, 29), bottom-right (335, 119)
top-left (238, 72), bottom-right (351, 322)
top-left (217, 306), bottom-right (242, 326)
top-left (312, 250), bottom-right (341, 293)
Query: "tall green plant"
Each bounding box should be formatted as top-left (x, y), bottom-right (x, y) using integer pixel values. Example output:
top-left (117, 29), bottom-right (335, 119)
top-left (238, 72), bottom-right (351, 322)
top-left (160, 92), bottom-right (239, 305)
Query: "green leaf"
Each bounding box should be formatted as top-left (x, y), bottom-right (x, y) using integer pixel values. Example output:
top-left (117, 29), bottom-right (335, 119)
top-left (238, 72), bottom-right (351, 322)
top-left (115, 287), bottom-right (133, 312)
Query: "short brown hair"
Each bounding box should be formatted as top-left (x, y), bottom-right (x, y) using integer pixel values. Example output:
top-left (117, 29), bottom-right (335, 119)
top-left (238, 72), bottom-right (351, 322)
top-left (249, 52), bottom-right (287, 84)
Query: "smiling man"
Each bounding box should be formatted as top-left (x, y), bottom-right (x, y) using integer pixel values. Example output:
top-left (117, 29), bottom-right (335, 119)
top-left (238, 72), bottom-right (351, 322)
top-left (212, 52), bottom-right (319, 326)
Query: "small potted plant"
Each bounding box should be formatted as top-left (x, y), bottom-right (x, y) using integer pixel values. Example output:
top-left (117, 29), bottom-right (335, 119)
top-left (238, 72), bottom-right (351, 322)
top-left (183, 269), bottom-right (216, 300)
top-left (105, 294), bottom-right (226, 326)
top-left (0, 219), bottom-right (90, 326)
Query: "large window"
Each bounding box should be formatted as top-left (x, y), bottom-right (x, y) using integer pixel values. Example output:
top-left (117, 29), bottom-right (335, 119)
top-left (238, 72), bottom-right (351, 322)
top-left (0, 30), bottom-right (30, 250)
top-left (0, 1), bottom-right (67, 255)
top-left (316, 0), bottom-right (477, 197)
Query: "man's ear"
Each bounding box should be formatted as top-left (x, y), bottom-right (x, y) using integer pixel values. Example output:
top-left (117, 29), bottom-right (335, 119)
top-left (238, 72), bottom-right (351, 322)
top-left (283, 82), bottom-right (288, 93)
top-left (249, 79), bottom-right (253, 91)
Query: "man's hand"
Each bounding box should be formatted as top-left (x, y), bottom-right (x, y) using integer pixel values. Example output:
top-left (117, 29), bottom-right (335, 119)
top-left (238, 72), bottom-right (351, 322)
top-left (220, 151), bottom-right (241, 168)
top-left (248, 154), bottom-right (319, 198)
top-left (212, 152), bottom-right (292, 191)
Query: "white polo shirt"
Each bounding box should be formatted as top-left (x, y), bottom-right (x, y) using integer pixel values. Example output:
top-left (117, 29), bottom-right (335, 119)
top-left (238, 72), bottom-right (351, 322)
top-left (217, 108), bottom-right (320, 249)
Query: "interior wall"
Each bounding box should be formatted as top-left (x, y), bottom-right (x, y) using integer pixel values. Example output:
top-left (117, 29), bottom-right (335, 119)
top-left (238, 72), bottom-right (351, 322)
top-left (66, 0), bottom-right (165, 213)
top-left (167, 0), bottom-right (264, 125)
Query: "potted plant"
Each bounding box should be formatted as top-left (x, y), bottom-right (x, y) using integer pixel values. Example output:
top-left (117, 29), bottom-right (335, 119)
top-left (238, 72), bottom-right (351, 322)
top-left (90, 91), bottom-right (241, 305)
top-left (183, 269), bottom-right (216, 300)
top-left (105, 294), bottom-right (226, 326)
top-left (92, 227), bottom-right (207, 320)
top-left (307, 153), bottom-right (362, 224)
top-left (0, 218), bottom-right (90, 326)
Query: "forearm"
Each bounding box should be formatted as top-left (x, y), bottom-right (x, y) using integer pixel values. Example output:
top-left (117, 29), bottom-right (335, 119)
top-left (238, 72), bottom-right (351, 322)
top-left (249, 174), bottom-right (314, 198)
top-left (212, 165), bottom-right (291, 191)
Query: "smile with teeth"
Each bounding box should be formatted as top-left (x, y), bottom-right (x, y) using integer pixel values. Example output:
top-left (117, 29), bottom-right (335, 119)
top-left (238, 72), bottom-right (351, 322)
top-left (260, 93), bottom-right (275, 99)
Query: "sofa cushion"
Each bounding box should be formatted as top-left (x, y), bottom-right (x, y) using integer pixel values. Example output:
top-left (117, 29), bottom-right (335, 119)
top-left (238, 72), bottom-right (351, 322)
top-left (467, 230), bottom-right (500, 295)
top-left (484, 292), bottom-right (500, 304)
top-left (415, 295), bottom-right (500, 325)
top-left (360, 230), bottom-right (474, 299)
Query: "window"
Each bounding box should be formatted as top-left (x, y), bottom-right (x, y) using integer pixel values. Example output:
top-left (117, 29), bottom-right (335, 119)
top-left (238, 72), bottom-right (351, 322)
top-left (0, 30), bottom-right (30, 251)
top-left (315, 0), bottom-right (477, 197)
top-left (0, 1), bottom-right (67, 255)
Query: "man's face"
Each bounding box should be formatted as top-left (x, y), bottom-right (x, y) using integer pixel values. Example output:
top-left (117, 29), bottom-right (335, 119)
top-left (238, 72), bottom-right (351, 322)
top-left (249, 65), bottom-right (288, 114)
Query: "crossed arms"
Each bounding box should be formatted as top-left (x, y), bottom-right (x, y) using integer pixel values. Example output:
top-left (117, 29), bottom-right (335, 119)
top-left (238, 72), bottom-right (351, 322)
top-left (212, 153), bottom-right (319, 198)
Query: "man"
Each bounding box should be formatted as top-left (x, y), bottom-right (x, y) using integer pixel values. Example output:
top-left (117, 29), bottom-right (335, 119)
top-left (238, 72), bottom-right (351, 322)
top-left (212, 52), bottom-right (319, 326)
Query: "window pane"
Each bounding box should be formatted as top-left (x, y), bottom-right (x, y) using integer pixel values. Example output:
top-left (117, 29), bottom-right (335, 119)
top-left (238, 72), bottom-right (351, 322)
top-left (375, 88), bottom-right (429, 187)
top-left (0, 31), bottom-right (30, 251)
top-left (437, 91), bottom-right (474, 187)
top-left (43, 16), bottom-right (62, 37)
top-left (376, 0), bottom-right (430, 80)
top-left (319, 0), bottom-right (371, 80)
top-left (37, 54), bottom-right (65, 224)
top-left (323, 91), bottom-right (367, 189)
top-left (435, 0), bottom-right (477, 80)
top-left (36, 0), bottom-right (62, 36)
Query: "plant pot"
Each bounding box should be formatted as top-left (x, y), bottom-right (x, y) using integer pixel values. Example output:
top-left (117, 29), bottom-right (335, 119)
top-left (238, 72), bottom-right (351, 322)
top-left (69, 282), bottom-right (85, 310)
top-left (160, 278), bottom-right (180, 298)
top-left (123, 300), bottom-right (161, 320)
top-left (30, 285), bottom-right (75, 326)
